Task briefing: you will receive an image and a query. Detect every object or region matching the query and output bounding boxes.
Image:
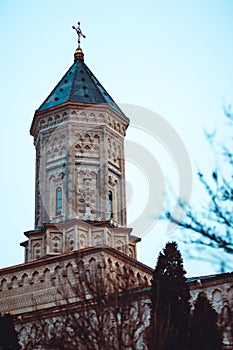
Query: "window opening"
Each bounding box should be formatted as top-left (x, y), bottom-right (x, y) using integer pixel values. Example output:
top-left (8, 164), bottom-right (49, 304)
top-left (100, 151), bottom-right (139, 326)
top-left (56, 187), bottom-right (62, 215)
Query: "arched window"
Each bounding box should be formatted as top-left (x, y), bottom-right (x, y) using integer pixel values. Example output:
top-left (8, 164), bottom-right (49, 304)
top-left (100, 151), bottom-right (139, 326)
top-left (108, 190), bottom-right (113, 218)
top-left (56, 187), bottom-right (62, 215)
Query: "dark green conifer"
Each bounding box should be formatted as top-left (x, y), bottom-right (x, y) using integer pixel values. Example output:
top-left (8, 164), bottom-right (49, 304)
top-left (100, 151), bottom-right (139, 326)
top-left (148, 242), bottom-right (190, 350)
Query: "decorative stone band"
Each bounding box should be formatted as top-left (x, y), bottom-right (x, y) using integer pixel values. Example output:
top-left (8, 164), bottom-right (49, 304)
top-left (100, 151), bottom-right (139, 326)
top-left (0, 246), bottom-right (153, 315)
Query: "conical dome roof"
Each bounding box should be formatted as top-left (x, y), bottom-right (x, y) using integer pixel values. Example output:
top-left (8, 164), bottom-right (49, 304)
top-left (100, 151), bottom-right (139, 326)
top-left (36, 53), bottom-right (127, 120)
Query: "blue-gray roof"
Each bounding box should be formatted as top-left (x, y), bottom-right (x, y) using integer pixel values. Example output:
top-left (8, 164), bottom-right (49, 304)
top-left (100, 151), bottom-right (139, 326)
top-left (37, 58), bottom-right (127, 120)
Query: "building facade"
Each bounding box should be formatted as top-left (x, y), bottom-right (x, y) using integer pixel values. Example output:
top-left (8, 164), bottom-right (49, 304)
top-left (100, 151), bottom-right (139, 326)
top-left (0, 28), bottom-right (232, 349)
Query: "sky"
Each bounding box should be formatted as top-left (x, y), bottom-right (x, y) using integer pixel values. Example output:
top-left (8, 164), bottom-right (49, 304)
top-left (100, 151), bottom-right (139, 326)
top-left (1, 0), bottom-right (233, 275)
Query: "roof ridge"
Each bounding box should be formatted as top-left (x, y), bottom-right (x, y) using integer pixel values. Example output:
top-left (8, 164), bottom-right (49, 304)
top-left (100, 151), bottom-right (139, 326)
top-left (85, 63), bottom-right (127, 118)
top-left (84, 63), bottom-right (108, 103)
top-left (68, 60), bottom-right (79, 102)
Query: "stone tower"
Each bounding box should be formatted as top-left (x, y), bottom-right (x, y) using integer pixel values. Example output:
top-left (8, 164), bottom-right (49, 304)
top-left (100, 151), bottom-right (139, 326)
top-left (21, 31), bottom-right (139, 262)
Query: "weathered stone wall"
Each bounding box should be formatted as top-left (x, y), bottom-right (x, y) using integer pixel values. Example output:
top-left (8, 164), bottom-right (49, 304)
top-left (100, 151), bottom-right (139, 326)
top-left (0, 247), bottom-right (152, 316)
top-left (189, 273), bottom-right (233, 348)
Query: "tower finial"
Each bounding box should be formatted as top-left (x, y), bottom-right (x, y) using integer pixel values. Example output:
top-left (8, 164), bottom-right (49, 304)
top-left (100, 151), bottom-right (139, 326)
top-left (72, 22), bottom-right (86, 61)
top-left (72, 22), bottom-right (86, 47)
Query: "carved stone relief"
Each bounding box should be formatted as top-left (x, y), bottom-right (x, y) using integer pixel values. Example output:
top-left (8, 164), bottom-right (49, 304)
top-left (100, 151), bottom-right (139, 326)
top-left (45, 132), bottom-right (68, 163)
top-left (49, 232), bottom-right (63, 254)
top-left (74, 133), bottom-right (100, 159)
top-left (93, 233), bottom-right (102, 246)
top-left (107, 137), bottom-right (122, 168)
top-left (79, 233), bottom-right (86, 249)
top-left (66, 228), bottom-right (76, 252)
top-left (77, 169), bottom-right (98, 218)
top-left (32, 240), bottom-right (42, 260)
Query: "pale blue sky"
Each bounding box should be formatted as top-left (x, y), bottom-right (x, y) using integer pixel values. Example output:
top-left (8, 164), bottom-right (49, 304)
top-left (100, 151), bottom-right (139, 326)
top-left (1, 1), bottom-right (233, 275)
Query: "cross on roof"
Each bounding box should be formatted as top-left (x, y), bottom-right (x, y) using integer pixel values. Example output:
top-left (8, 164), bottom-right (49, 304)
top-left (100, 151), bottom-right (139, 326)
top-left (72, 22), bottom-right (86, 48)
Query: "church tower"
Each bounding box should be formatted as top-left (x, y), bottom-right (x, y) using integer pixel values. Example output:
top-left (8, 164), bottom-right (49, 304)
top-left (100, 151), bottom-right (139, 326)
top-left (21, 23), bottom-right (139, 262)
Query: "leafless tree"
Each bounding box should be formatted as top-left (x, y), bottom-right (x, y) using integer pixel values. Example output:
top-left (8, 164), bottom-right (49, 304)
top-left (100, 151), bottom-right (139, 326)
top-left (17, 254), bottom-right (151, 350)
top-left (166, 107), bottom-right (233, 270)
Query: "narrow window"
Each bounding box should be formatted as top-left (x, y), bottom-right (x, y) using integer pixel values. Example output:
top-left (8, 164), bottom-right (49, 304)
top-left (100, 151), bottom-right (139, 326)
top-left (56, 187), bottom-right (62, 215)
top-left (108, 190), bottom-right (113, 219)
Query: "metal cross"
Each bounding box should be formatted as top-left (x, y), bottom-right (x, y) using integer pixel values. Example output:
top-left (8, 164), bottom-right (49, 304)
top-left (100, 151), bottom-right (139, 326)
top-left (72, 22), bottom-right (86, 48)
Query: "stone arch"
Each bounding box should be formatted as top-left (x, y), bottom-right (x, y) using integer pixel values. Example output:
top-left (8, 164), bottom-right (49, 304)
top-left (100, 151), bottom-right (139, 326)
top-left (48, 116), bottom-right (53, 125)
top-left (43, 268), bottom-right (50, 281)
top-left (143, 275), bottom-right (149, 285)
top-left (89, 113), bottom-right (95, 119)
top-left (32, 271), bottom-right (40, 283)
top-left (137, 272), bottom-right (143, 285)
top-left (107, 257), bottom-right (113, 266)
top-left (11, 276), bottom-right (18, 288)
top-left (78, 170), bottom-right (85, 177)
top-left (212, 288), bottom-right (222, 304)
top-left (90, 170), bottom-right (97, 178)
top-left (55, 114), bottom-right (60, 121)
top-left (40, 119), bottom-right (46, 127)
top-left (77, 259), bottom-right (85, 271)
top-left (89, 257), bottom-right (97, 265)
top-left (89, 257), bottom-right (97, 276)
top-left (66, 262), bottom-right (73, 275)
top-left (129, 268), bottom-right (135, 283)
top-left (54, 265), bottom-right (61, 274)
top-left (22, 273), bottom-right (29, 285)
top-left (54, 265), bottom-right (61, 276)
top-left (1, 278), bottom-right (8, 291)
top-left (98, 113), bottom-right (104, 122)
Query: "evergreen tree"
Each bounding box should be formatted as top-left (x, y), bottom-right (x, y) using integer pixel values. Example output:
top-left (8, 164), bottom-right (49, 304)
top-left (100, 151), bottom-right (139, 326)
top-left (190, 293), bottom-right (222, 350)
top-left (0, 314), bottom-right (20, 349)
top-left (148, 242), bottom-right (190, 350)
